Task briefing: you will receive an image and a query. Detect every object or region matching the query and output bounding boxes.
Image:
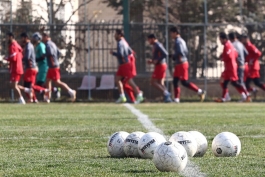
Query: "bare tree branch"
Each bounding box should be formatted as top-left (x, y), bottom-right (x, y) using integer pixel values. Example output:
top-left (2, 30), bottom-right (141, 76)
top-left (63, 0), bottom-right (93, 25)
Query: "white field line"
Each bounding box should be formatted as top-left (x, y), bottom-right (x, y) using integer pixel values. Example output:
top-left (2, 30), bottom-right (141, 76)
top-left (123, 103), bottom-right (207, 177)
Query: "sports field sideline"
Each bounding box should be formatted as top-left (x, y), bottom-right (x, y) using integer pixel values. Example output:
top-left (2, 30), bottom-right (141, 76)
top-left (0, 103), bottom-right (264, 177)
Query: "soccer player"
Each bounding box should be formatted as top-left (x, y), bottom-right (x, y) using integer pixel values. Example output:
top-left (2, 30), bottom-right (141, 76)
top-left (241, 34), bottom-right (265, 96)
top-left (19, 32), bottom-right (49, 103)
top-left (147, 34), bottom-right (172, 102)
top-left (110, 29), bottom-right (143, 103)
top-left (32, 32), bottom-right (61, 99)
top-left (215, 32), bottom-right (250, 102)
top-left (121, 36), bottom-right (138, 103)
top-left (170, 27), bottom-right (205, 103)
top-left (42, 33), bottom-right (76, 102)
top-left (228, 32), bottom-right (249, 101)
top-left (4, 32), bottom-right (25, 104)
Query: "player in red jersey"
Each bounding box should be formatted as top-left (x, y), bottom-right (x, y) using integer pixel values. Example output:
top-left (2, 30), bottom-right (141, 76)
top-left (241, 34), bottom-right (265, 97)
top-left (215, 32), bottom-right (250, 102)
top-left (147, 34), bottom-right (172, 102)
top-left (4, 32), bottom-right (25, 104)
top-left (110, 29), bottom-right (143, 103)
top-left (170, 27), bottom-right (206, 103)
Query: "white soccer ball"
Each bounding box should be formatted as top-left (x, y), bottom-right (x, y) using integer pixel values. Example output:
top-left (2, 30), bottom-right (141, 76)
top-left (153, 141), bottom-right (188, 172)
top-left (212, 132), bottom-right (241, 157)
top-left (169, 131), bottom-right (197, 157)
top-left (189, 131), bottom-right (208, 157)
top-left (107, 131), bottom-right (129, 158)
top-left (138, 132), bottom-right (166, 159)
top-left (123, 131), bottom-right (145, 158)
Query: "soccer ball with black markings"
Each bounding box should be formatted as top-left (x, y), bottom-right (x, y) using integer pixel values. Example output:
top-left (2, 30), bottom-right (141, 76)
top-left (169, 131), bottom-right (197, 157)
top-left (189, 131), bottom-right (208, 157)
top-left (107, 131), bottom-right (129, 158)
top-left (153, 141), bottom-right (188, 172)
top-left (138, 132), bottom-right (166, 159)
top-left (123, 131), bottom-right (145, 158)
top-left (212, 132), bottom-right (241, 157)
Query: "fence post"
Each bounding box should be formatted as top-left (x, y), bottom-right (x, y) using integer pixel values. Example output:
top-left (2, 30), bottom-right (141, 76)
top-left (87, 24), bottom-right (92, 100)
top-left (165, 0), bottom-right (169, 90)
top-left (203, 0), bottom-right (208, 95)
top-left (10, 0), bottom-right (14, 102)
top-left (123, 0), bottom-right (130, 42)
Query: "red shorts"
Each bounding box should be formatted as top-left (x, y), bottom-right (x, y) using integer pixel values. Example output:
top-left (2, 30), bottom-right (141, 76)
top-left (24, 69), bottom-right (37, 83)
top-left (129, 54), bottom-right (137, 77)
top-left (221, 71), bottom-right (238, 81)
top-left (152, 63), bottom-right (167, 79)
top-left (174, 62), bottom-right (189, 80)
top-left (116, 63), bottom-right (133, 82)
top-left (248, 69), bottom-right (260, 79)
top-left (10, 73), bottom-right (21, 82)
top-left (47, 68), bottom-right (61, 81)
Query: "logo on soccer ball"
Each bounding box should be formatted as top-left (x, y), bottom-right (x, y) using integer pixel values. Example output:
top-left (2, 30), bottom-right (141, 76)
top-left (108, 132), bottom-right (118, 146)
top-left (164, 142), bottom-right (172, 146)
top-left (140, 139), bottom-right (156, 153)
top-left (216, 148), bottom-right (222, 154)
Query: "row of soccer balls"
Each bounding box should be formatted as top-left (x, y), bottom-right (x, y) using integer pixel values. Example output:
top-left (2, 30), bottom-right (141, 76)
top-left (107, 131), bottom-right (241, 172)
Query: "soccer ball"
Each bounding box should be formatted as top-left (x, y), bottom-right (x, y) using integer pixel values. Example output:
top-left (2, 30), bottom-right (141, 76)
top-left (169, 131), bottom-right (197, 157)
top-left (189, 131), bottom-right (208, 157)
top-left (153, 141), bottom-right (188, 172)
top-left (107, 131), bottom-right (129, 158)
top-left (123, 131), bottom-right (145, 158)
top-left (138, 132), bottom-right (166, 159)
top-left (212, 132), bottom-right (241, 157)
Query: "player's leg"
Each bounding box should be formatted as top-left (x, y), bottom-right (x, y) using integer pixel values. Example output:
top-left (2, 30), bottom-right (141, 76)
top-left (127, 78), bottom-right (143, 103)
top-left (10, 79), bottom-right (25, 104)
top-left (53, 79), bottom-right (76, 101)
top-left (230, 81), bottom-right (250, 102)
top-left (180, 80), bottom-right (205, 102)
top-left (173, 77), bottom-right (180, 103)
top-left (115, 75), bottom-right (127, 103)
top-left (123, 81), bottom-right (136, 103)
top-left (44, 78), bottom-right (52, 102)
top-left (253, 78), bottom-right (265, 91)
top-left (150, 78), bottom-right (171, 102)
top-left (216, 80), bottom-right (230, 102)
top-left (151, 64), bottom-right (171, 102)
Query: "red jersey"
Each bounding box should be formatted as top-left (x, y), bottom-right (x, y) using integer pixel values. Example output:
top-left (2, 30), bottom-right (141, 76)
top-left (7, 40), bottom-right (23, 74)
top-left (244, 41), bottom-right (261, 71)
top-left (222, 41), bottom-right (238, 72)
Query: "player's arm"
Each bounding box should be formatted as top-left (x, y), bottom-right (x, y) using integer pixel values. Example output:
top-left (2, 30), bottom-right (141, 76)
top-left (173, 42), bottom-right (183, 61)
top-left (251, 45), bottom-right (261, 59)
top-left (22, 45), bottom-right (31, 64)
top-left (5, 45), bottom-right (17, 61)
top-left (243, 47), bottom-right (248, 58)
top-left (157, 44), bottom-right (168, 62)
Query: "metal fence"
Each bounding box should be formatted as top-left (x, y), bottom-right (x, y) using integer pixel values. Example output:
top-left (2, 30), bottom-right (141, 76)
top-left (1, 22), bottom-right (265, 80)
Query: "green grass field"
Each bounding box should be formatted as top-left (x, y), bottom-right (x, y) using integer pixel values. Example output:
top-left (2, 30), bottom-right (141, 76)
top-left (0, 103), bottom-right (264, 177)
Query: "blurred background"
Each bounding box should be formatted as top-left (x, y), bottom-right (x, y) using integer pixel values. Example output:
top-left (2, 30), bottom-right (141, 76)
top-left (1, 0), bottom-right (265, 101)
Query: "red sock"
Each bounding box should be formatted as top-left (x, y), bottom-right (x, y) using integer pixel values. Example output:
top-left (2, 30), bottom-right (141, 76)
top-left (174, 87), bottom-right (181, 99)
top-left (33, 85), bottom-right (46, 93)
top-left (247, 87), bottom-right (253, 92)
top-left (188, 82), bottom-right (199, 92)
top-left (235, 87), bottom-right (244, 94)
top-left (124, 83), bottom-right (136, 102)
